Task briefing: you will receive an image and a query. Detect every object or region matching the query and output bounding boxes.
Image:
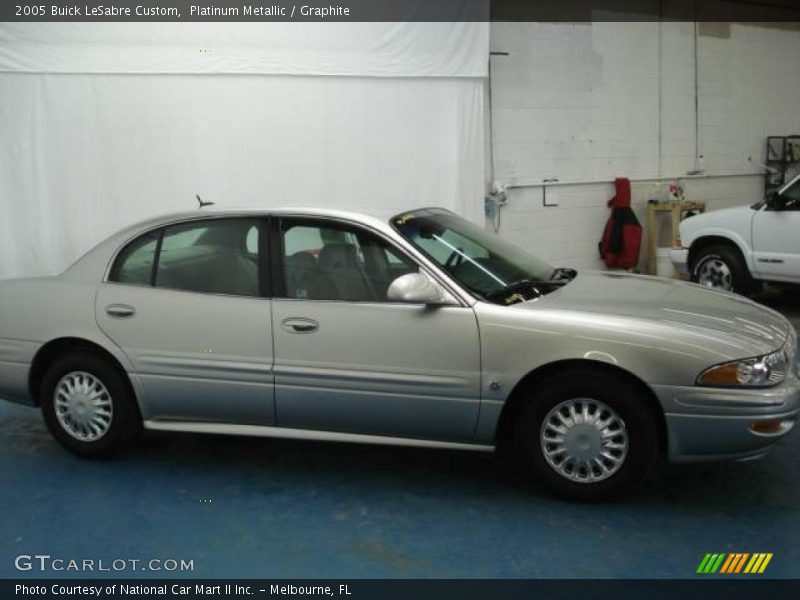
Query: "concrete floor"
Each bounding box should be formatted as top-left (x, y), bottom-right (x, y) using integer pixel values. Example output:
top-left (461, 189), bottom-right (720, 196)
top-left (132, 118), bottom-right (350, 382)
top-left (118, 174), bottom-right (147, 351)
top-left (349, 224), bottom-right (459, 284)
top-left (1, 291), bottom-right (799, 580)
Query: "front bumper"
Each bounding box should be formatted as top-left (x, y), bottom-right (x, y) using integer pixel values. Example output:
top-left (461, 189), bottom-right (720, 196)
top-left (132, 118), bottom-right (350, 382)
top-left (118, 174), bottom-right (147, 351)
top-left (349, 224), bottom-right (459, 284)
top-left (653, 377), bottom-right (800, 462)
top-left (670, 247), bottom-right (690, 277)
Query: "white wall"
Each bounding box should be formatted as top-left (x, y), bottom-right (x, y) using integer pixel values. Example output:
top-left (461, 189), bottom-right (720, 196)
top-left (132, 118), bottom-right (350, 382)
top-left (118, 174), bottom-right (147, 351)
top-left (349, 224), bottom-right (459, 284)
top-left (489, 22), bottom-right (800, 271)
top-left (0, 23), bottom-right (489, 279)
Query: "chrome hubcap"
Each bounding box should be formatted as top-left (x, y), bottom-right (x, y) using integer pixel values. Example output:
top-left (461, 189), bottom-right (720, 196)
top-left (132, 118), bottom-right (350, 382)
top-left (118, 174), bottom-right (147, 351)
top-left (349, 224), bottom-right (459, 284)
top-left (696, 258), bottom-right (733, 291)
top-left (540, 398), bottom-right (628, 483)
top-left (54, 371), bottom-right (113, 442)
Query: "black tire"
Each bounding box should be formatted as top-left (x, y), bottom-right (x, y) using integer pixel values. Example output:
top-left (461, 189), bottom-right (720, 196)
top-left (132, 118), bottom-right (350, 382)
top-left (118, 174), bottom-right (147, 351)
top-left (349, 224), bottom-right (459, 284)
top-left (514, 369), bottom-right (659, 501)
top-left (691, 244), bottom-right (758, 296)
top-left (40, 352), bottom-right (141, 457)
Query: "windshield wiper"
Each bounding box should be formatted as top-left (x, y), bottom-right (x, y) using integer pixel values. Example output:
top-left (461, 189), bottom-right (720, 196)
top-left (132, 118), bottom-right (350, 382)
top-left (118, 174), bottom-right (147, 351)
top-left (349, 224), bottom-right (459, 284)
top-left (502, 279), bottom-right (543, 292)
top-left (485, 279), bottom-right (545, 303)
top-left (550, 267), bottom-right (577, 281)
top-left (486, 275), bottom-right (574, 305)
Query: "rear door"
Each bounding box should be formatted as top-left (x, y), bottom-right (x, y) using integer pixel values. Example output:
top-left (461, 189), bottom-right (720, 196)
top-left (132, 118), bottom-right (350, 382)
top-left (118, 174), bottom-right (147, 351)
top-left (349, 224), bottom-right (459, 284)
top-left (95, 217), bottom-right (275, 425)
top-left (269, 216), bottom-right (482, 443)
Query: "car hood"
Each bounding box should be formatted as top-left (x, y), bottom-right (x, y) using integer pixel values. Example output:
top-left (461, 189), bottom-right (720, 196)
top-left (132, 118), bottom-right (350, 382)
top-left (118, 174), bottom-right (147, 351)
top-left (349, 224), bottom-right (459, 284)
top-left (514, 271), bottom-right (790, 359)
top-left (679, 204), bottom-right (755, 238)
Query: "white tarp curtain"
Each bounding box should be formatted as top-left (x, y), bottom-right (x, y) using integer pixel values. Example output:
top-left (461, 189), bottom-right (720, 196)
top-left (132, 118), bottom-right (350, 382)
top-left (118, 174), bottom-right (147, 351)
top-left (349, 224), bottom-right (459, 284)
top-left (0, 23), bottom-right (487, 76)
top-left (0, 23), bottom-right (488, 278)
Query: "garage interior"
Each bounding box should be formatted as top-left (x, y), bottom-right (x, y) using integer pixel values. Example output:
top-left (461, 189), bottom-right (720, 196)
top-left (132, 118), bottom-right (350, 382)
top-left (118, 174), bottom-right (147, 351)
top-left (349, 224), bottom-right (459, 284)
top-left (2, 16), bottom-right (800, 578)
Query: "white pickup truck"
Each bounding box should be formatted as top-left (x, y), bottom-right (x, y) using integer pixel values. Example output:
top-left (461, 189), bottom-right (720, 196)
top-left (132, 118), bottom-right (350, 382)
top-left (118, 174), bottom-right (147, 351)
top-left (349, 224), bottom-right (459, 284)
top-left (671, 173), bottom-right (800, 295)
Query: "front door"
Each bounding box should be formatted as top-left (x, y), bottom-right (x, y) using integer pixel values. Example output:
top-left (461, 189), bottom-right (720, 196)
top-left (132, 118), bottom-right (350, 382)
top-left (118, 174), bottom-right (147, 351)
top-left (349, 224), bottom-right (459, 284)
top-left (270, 217), bottom-right (481, 443)
top-left (752, 181), bottom-right (800, 282)
top-left (95, 217), bottom-right (275, 425)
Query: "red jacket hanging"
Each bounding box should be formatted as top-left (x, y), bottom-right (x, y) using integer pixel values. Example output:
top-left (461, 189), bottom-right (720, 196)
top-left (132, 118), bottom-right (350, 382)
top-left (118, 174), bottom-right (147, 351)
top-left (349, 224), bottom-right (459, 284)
top-left (599, 178), bottom-right (642, 269)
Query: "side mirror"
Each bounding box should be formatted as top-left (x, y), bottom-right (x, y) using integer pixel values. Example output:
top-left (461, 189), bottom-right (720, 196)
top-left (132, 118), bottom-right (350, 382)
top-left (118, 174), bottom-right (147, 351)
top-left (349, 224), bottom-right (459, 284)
top-left (386, 273), bottom-right (454, 305)
top-left (766, 192), bottom-right (787, 210)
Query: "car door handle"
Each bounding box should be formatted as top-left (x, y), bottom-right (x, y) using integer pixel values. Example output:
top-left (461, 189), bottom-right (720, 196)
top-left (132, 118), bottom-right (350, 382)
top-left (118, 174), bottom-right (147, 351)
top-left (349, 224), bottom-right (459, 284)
top-left (281, 317), bottom-right (319, 334)
top-left (105, 304), bottom-right (136, 318)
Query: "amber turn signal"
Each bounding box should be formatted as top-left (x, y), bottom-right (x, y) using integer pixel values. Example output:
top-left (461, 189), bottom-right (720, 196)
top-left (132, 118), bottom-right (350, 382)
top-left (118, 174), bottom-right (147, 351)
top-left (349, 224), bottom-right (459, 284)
top-left (696, 362), bottom-right (740, 386)
top-left (749, 419), bottom-right (791, 435)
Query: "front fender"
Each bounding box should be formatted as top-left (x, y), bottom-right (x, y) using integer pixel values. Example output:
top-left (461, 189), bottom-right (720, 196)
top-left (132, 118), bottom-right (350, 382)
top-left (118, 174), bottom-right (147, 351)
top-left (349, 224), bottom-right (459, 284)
top-left (679, 205), bottom-right (756, 272)
top-left (688, 229), bottom-right (754, 272)
top-left (471, 301), bottom-right (720, 444)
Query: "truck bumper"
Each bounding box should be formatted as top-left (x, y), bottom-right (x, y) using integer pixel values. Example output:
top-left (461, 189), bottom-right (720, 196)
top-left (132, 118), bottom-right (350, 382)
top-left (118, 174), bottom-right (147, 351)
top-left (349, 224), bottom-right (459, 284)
top-left (670, 247), bottom-right (690, 277)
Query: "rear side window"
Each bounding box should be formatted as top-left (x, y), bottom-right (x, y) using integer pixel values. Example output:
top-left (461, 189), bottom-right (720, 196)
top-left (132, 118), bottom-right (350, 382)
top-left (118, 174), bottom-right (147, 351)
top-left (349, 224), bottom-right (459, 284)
top-left (155, 219), bottom-right (261, 297)
top-left (109, 230), bottom-right (159, 285)
top-left (108, 219), bottom-right (264, 297)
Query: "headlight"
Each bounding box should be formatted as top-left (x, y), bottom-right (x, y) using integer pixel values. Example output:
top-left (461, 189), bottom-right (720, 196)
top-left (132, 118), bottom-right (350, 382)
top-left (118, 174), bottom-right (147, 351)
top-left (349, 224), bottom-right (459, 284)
top-left (697, 348), bottom-right (788, 388)
top-left (786, 330), bottom-right (798, 378)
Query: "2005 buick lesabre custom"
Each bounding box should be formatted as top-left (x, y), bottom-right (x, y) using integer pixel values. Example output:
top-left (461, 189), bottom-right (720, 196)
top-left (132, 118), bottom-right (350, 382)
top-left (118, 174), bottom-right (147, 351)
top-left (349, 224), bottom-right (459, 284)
top-left (0, 207), bottom-right (797, 500)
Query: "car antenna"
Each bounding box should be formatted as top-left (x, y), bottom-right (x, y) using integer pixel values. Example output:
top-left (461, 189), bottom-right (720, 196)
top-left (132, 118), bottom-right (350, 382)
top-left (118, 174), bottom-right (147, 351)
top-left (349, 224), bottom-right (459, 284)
top-left (196, 194), bottom-right (215, 209)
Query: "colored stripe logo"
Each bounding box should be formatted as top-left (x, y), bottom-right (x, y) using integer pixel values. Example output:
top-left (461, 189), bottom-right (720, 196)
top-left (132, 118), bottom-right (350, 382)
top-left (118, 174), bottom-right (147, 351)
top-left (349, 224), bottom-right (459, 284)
top-left (697, 553), bottom-right (773, 574)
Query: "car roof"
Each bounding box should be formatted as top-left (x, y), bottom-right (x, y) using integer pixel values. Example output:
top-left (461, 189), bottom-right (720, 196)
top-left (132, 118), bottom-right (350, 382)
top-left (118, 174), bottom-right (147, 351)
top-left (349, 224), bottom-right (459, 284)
top-left (62, 206), bottom-right (405, 283)
top-left (127, 206), bottom-right (393, 229)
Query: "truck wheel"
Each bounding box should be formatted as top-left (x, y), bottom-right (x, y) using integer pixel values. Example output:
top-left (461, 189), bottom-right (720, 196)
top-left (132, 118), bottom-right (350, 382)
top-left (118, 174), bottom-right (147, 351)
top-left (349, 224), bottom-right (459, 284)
top-left (692, 245), bottom-right (757, 295)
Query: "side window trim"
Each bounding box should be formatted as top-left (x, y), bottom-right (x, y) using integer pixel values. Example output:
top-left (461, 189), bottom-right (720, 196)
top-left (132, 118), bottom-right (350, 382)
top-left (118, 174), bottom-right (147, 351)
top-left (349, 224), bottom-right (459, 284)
top-left (259, 216), bottom-right (273, 298)
top-left (268, 215), bottom-right (286, 298)
top-left (149, 228), bottom-right (165, 287)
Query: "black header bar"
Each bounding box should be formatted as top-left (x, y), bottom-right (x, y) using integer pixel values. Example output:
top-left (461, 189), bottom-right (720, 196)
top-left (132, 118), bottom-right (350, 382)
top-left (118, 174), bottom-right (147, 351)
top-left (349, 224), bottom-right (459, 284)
top-left (4, 579), bottom-right (800, 600)
top-left (2, 0), bottom-right (800, 22)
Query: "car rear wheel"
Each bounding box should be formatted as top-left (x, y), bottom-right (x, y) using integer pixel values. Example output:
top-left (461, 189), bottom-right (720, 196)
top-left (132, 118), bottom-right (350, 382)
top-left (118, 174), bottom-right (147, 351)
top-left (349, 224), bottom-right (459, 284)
top-left (514, 369), bottom-right (659, 501)
top-left (692, 244), bottom-right (756, 296)
top-left (40, 352), bottom-right (141, 457)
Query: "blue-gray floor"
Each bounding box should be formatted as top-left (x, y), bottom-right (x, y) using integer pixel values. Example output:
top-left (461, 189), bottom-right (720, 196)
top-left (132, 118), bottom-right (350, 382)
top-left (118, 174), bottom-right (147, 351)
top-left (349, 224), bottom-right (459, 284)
top-left (2, 294), bottom-right (799, 580)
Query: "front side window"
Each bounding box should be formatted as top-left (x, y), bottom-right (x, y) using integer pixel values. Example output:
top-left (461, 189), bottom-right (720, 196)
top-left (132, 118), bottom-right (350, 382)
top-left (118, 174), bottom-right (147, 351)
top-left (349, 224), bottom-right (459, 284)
top-left (109, 219), bottom-right (263, 297)
top-left (391, 208), bottom-right (571, 305)
top-left (279, 219), bottom-right (417, 302)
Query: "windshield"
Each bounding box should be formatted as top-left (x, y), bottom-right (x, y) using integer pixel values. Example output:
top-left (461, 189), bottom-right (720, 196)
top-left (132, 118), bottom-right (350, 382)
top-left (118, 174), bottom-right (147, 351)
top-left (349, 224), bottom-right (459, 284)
top-left (391, 208), bottom-right (574, 305)
top-left (780, 175), bottom-right (800, 208)
top-left (756, 172), bottom-right (800, 210)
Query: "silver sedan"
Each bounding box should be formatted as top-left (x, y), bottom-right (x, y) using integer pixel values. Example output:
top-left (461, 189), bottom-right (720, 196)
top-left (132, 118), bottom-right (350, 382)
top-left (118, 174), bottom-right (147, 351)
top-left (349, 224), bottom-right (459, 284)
top-left (0, 207), bottom-right (797, 500)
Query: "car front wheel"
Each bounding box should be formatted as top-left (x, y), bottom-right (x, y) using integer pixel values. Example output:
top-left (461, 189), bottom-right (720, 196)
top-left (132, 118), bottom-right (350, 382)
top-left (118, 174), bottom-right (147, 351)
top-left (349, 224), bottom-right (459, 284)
top-left (40, 352), bottom-right (141, 457)
top-left (514, 369), bottom-right (659, 501)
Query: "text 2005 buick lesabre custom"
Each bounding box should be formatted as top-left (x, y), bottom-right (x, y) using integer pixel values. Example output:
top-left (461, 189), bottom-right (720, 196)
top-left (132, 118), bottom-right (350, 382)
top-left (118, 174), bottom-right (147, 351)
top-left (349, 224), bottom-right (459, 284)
top-left (0, 207), bottom-right (797, 499)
